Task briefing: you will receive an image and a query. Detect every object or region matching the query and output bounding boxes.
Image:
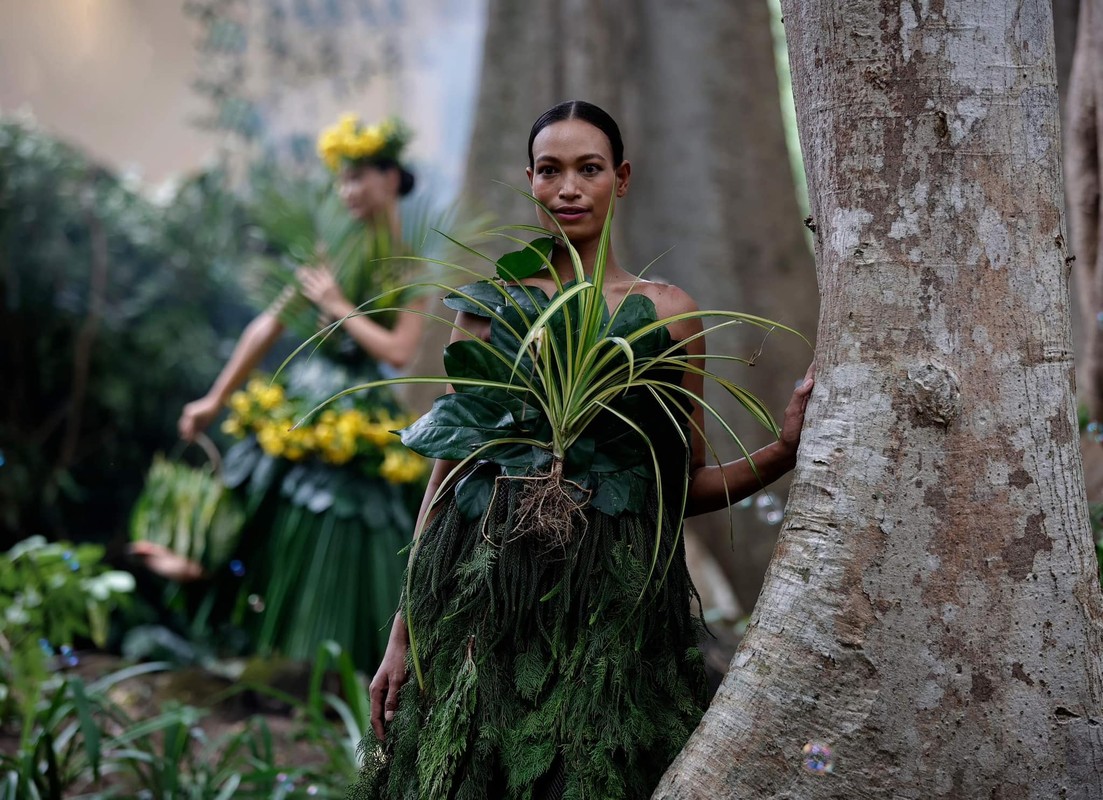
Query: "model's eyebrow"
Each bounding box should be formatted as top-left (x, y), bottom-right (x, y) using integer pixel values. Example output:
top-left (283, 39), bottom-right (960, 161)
top-left (534, 152), bottom-right (609, 164)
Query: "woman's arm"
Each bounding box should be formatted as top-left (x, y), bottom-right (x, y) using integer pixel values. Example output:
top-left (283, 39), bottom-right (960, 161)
top-left (369, 309), bottom-right (484, 741)
top-left (685, 364), bottom-right (814, 517)
top-left (369, 453), bottom-right (455, 740)
top-left (297, 265), bottom-right (426, 368)
top-left (653, 285), bottom-right (813, 517)
top-left (178, 310), bottom-right (284, 441)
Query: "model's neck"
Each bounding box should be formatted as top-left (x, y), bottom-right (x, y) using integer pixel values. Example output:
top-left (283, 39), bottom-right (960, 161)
top-left (550, 238), bottom-right (622, 282)
top-left (365, 205), bottom-right (401, 241)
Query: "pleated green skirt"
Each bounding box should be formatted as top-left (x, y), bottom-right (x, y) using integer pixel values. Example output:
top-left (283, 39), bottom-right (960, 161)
top-left (247, 493), bottom-right (409, 670)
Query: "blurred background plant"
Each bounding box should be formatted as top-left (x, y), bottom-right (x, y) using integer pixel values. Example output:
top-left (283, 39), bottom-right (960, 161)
top-left (0, 535), bottom-right (369, 798)
top-left (0, 119), bottom-right (255, 549)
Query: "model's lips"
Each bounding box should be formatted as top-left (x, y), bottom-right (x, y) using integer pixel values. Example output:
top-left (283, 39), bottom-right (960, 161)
top-left (553, 206), bottom-right (589, 220)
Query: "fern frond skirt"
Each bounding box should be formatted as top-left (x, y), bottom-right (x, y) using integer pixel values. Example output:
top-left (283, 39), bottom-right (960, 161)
top-left (351, 477), bottom-right (707, 800)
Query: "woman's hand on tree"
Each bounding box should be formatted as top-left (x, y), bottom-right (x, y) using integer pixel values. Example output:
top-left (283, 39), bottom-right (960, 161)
top-left (298, 264), bottom-right (352, 320)
top-left (369, 622), bottom-right (409, 742)
top-left (779, 363), bottom-right (815, 456)
top-left (179, 395), bottom-right (222, 442)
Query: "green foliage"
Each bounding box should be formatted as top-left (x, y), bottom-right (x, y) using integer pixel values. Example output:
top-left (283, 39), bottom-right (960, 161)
top-left (291, 192), bottom-right (803, 692)
top-left (245, 164), bottom-right (485, 358)
top-left (0, 642), bottom-right (371, 799)
top-left (350, 491), bottom-right (707, 800)
top-left (0, 118), bottom-right (254, 545)
top-left (0, 537), bottom-right (134, 752)
top-left (129, 455), bottom-right (245, 573)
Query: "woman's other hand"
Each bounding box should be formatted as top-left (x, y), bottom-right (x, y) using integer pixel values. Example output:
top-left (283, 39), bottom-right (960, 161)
top-left (779, 363), bottom-right (815, 456)
top-left (369, 619), bottom-right (410, 741)
top-left (298, 264), bottom-right (353, 320)
top-left (179, 395), bottom-right (222, 442)
top-left (129, 541), bottom-right (205, 582)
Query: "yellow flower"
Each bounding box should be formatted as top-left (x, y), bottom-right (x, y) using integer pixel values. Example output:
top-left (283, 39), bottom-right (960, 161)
top-left (256, 384), bottom-right (285, 411)
top-left (336, 410), bottom-right (366, 439)
top-left (363, 421), bottom-right (394, 448)
top-left (323, 440), bottom-right (357, 465)
top-left (229, 391), bottom-right (252, 416)
top-left (246, 378), bottom-right (268, 396)
top-left (337, 113), bottom-right (358, 134)
top-left (221, 417), bottom-right (245, 438)
top-left (380, 449), bottom-right (426, 484)
top-left (314, 423), bottom-right (337, 449)
top-left (256, 425), bottom-right (286, 458)
top-left (351, 126), bottom-right (385, 157)
top-left (316, 113), bottom-right (407, 171)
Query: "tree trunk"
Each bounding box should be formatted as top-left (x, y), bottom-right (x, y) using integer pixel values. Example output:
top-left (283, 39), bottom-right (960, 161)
top-left (624, 0), bottom-right (817, 610)
top-left (413, 0), bottom-right (818, 609)
top-left (1054, 0), bottom-right (1081, 110)
top-left (657, 1), bottom-right (1103, 796)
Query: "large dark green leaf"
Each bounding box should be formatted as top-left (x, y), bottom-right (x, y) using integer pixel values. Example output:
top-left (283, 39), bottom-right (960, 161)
top-left (590, 464), bottom-right (651, 517)
top-left (563, 435), bottom-right (595, 478)
top-left (606, 293), bottom-right (657, 339)
top-left (463, 385), bottom-right (543, 426)
top-left (486, 441), bottom-right (550, 468)
top-left (443, 281), bottom-right (548, 319)
top-left (590, 429), bottom-right (646, 472)
top-left (399, 393), bottom-right (517, 460)
top-left (221, 439), bottom-right (261, 489)
top-left (503, 447), bottom-right (553, 477)
top-left (455, 463), bottom-right (497, 521)
top-left (541, 280), bottom-right (608, 357)
top-left (495, 236), bottom-right (555, 281)
top-left (489, 303), bottom-right (538, 376)
top-left (443, 339), bottom-right (515, 384)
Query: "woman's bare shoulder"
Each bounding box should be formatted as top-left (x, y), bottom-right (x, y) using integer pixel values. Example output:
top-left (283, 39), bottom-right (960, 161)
top-left (627, 279), bottom-right (699, 318)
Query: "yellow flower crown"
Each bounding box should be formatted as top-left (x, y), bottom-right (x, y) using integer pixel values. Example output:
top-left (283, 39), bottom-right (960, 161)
top-left (316, 113), bottom-right (412, 172)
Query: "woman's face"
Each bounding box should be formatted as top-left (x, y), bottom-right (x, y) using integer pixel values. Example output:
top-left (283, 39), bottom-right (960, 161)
top-left (338, 163), bottom-right (399, 221)
top-left (527, 118), bottom-right (630, 244)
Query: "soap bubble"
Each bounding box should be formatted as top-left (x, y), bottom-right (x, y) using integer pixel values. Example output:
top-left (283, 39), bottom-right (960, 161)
top-left (802, 741), bottom-right (834, 774)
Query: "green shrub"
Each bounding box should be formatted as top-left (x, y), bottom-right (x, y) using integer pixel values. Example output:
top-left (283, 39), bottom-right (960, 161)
top-left (0, 118), bottom-right (253, 546)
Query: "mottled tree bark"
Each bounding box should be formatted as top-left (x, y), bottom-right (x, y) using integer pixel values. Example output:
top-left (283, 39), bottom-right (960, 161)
top-left (412, 0), bottom-right (818, 608)
top-left (656, 1), bottom-right (1103, 797)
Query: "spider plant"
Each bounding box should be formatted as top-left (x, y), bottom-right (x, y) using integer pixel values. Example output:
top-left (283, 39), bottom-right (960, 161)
top-left (281, 189), bottom-right (806, 688)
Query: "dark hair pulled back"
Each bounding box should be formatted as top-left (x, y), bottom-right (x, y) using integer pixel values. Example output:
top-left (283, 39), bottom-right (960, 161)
top-left (527, 100), bottom-right (624, 168)
top-left (374, 157), bottom-right (416, 197)
top-left (346, 157), bottom-right (415, 197)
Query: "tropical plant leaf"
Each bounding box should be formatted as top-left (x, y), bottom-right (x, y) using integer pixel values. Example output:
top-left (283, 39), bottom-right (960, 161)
top-left (443, 339), bottom-right (516, 387)
top-left (443, 281), bottom-right (549, 320)
top-left (454, 463), bottom-right (497, 521)
top-left (399, 394), bottom-right (517, 460)
top-left (495, 236), bottom-right (555, 281)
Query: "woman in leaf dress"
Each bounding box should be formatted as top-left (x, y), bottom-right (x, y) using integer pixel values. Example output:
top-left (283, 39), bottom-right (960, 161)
top-left (352, 100), bottom-right (815, 799)
top-left (135, 115), bottom-right (429, 670)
